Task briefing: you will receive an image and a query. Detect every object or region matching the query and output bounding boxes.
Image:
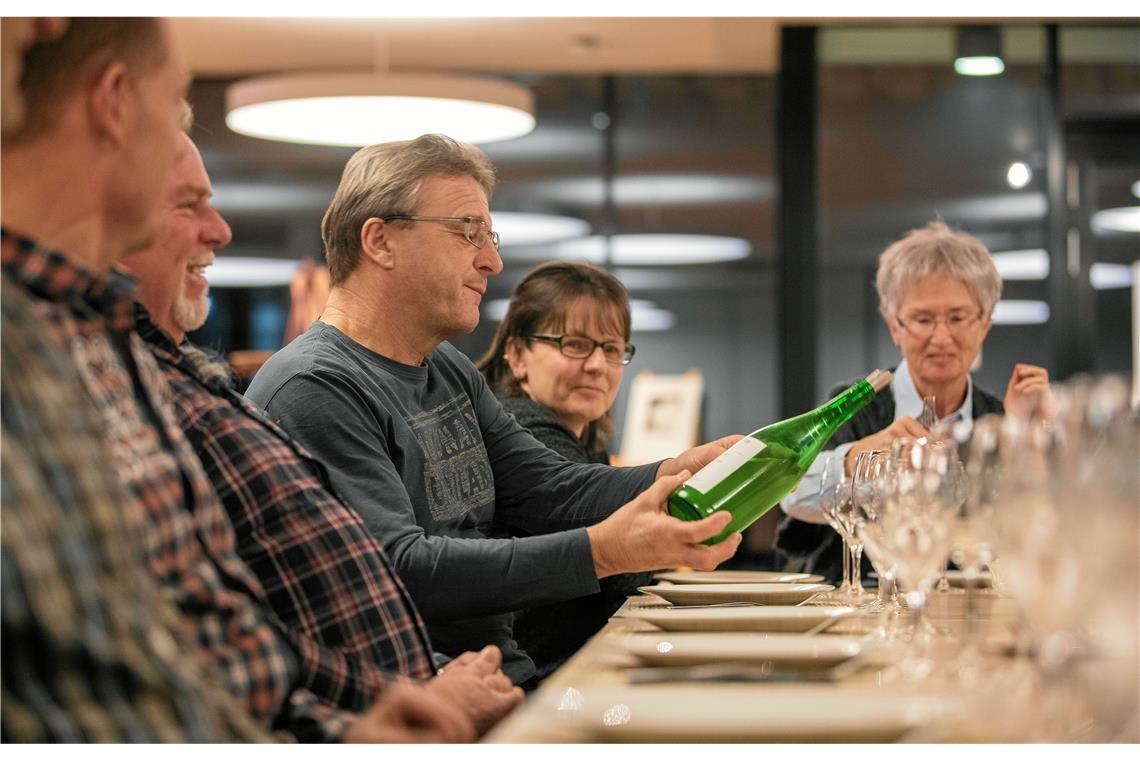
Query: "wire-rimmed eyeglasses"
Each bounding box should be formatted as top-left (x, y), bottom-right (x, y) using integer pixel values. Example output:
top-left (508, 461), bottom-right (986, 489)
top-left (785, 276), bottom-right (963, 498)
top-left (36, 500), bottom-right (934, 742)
top-left (525, 334), bottom-right (636, 366)
top-left (895, 311), bottom-right (984, 339)
top-left (382, 215), bottom-right (500, 250)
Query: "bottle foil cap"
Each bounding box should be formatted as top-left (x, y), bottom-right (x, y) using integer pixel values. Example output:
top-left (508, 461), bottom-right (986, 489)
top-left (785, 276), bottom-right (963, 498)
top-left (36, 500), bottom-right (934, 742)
top-left (865, 369), bottom-right (893, 392)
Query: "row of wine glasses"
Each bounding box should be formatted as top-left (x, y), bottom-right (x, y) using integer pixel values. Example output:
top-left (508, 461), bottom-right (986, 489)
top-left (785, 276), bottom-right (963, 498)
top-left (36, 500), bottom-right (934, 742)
top-left (942, 374), bottom-right (1138, 740)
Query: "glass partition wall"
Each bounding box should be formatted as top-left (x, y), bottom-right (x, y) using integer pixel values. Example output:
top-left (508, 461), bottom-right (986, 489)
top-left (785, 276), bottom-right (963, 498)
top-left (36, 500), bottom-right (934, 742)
top-left (187, 20), bottom-right (1137, 559)
top-left (816, 23), bottom-right (1139, 402)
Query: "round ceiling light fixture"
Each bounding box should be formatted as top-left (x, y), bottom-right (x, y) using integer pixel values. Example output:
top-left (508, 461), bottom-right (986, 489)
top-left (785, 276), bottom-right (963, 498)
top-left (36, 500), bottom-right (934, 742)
top-left (226, 72), bottom-right (536, 147)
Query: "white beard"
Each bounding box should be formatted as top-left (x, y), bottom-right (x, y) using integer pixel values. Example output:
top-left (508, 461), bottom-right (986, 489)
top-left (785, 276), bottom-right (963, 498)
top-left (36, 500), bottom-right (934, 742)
top-left (173, 293), bottom-right (210, 334)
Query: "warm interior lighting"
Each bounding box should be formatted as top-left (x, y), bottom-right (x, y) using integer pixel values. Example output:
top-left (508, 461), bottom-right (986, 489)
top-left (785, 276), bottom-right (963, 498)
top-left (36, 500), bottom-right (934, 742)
top-left (1006, 162), bottom-right (1031, 189)
top-left (551, 234), bottom-right (750, 266)
top-left (955, 25), bottom-right (1004, 77)
top-left (991, 249), bottom-right (1049, 280)
top-left (992, 300), bottom-right (1050, 325)
top-left (491, 212), bottom-right (590, 247)
top-left (226, 72), bottom-right (535, 147)
top-left (205, 257), bottom-right (300, 288)
top-left (1091, 206), bottom-right (1140, 235)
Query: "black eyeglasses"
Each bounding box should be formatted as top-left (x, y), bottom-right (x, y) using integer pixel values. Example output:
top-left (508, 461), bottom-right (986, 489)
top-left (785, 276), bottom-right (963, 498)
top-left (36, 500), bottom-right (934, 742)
top-left (525, 334), bottom-right (636, 366)
top-left (382, 215), bottom-right (500, 250)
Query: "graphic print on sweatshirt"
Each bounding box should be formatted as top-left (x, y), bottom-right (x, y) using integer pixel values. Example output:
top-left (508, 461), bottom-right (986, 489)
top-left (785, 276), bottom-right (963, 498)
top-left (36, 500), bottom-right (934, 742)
top-left (407, 393), bottom-right (495, 522)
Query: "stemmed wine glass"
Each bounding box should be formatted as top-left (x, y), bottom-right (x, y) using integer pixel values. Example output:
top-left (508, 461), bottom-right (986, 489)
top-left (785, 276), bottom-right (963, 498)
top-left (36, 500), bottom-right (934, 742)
top-left (818, 455), bottom-right (856, 598)
top-left (875, 437), bottom-right (960, 678)
top-left (835, 451), bottom-right (879, 606)
top-left (946, 415), bottom-right (1000, 679)
top-left (851, 449), bottom-right (897, 617)
top-left (917, 394), bottom-right (956, 594)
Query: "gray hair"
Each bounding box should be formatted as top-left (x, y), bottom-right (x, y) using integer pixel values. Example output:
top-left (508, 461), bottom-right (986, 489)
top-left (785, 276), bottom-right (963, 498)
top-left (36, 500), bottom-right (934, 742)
top-left (875, 220), bottom-right (1002, 319)
top-left (321, 133), bottom-right (497, 285)
top-left (180, 344), bottom-right (237, 394)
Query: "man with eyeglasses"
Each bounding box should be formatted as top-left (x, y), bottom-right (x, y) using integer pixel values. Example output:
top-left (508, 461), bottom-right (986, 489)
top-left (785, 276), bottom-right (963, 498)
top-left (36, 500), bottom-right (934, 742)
top-left (247, 134), bottom-right (743, 689)
top-left (775, 220), bottom-right (1053, 584)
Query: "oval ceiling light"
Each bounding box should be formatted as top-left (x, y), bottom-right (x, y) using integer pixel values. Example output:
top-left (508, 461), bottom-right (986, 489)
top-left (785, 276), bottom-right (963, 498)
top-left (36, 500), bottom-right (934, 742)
top-left (1090, 262), bottom-right (1136, 290)
top-left (552, 234), bottom-right (751, 266)
top-left (991, 249), bottom-right (1049, 280)
top-left (491, 212), bottom-right (590, 247)
top-left (992, 300), bottom-right (1050, 325)
top-left (205, 257), bottom-right (300, 288)
top-left (630, 300), bottom-right (677, 332)
top-left (1091, 206), bottom-right (1140, 235)
top-left (226, 72), bottom-right (535, 147)
top-left (483, 297), bottom-right (676, 332)
top-left (954, 56), bottom-right (1005, 76)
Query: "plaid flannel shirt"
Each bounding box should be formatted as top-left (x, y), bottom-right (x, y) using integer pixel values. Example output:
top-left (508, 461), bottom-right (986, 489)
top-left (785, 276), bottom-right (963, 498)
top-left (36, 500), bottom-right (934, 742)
top-left (1, 230), bottom-right (357, 741)
top-left (1, 273), bottom-right (268, 742)
top-left (136, 307), bottom-right (436, 683)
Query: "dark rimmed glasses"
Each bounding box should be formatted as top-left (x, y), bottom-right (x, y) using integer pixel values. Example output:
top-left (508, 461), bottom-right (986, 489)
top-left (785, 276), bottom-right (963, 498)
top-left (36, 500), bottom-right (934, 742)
top-left (525, 334), bottom-right (636, 366)
top-left (382, 215), bottom-right (500, 250)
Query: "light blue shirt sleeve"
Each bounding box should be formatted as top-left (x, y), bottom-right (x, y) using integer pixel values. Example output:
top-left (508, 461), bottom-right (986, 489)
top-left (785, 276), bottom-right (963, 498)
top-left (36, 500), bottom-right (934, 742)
top-left (779, 442), bottom-right (855, 525)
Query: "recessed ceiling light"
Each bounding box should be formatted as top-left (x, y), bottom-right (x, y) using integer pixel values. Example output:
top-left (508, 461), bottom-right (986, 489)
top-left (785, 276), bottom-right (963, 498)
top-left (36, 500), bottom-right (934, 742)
top-left (1091, 206), bottom-right (1140, 235)
top-left (1132, 180), bottom-right (1140, 200)
top-left (491, 212), bottom-right (589, 247)
top-left (226, 72), bottom-right (535, 147)
top-left (551, 234), bottom-right (750, 266)
top-left (992, 300), bottom-right (1050, 325)
top-left (205, 257), bottom-right (300, 288)
top-left (1006, 162), bottom-right (1031, 189)
top-left (991, 249), bottom-right (1049, 280)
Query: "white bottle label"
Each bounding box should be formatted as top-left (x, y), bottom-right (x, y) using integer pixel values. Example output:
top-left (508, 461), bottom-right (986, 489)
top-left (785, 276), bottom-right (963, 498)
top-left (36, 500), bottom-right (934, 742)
top-left (683, 437), bottom-right (767, 494)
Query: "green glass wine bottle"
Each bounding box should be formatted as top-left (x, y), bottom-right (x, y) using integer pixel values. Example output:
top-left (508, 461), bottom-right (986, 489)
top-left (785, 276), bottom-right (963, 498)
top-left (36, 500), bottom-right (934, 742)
top-left (668, 369), bottom-right (893, 544)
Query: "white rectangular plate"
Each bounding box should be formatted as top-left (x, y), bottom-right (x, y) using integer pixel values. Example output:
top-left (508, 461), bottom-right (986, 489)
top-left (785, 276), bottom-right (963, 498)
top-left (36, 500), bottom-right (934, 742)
top-left (654, 570), bottom-right (826, 584)
top-left (617, 632), bottom-right (864, 669)
top-left (638, 582), bottom-right (834, 606)
top-left (539, 684), bottom-right (961, 743)
top-left (626, 604), bottom-right (854, 633)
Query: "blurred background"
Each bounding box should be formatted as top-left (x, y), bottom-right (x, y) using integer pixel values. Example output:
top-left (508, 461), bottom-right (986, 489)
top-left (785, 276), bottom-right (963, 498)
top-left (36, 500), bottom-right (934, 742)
top-left (178, 17), bottom-right (1139, 553)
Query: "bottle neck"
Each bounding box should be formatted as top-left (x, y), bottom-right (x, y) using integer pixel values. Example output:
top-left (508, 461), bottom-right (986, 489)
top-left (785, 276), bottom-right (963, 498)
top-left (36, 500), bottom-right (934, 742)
top-left (756, 379), bottom-right (876, 452)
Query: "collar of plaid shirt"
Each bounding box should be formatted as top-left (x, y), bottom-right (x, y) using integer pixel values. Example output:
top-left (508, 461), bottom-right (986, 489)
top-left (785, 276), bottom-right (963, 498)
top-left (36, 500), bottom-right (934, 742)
top-left (1, 228), bottom-right (136, 334)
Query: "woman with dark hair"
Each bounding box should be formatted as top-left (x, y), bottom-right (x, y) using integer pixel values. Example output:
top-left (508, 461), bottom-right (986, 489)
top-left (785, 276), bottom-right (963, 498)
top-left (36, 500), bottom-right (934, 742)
top-left (476, 260), bottom-right (650, 681)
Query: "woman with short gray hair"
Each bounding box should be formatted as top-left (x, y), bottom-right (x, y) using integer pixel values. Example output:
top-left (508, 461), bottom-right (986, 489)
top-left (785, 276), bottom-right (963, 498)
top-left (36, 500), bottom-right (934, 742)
top-left (774, 220), bottom-right (1052, 585)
